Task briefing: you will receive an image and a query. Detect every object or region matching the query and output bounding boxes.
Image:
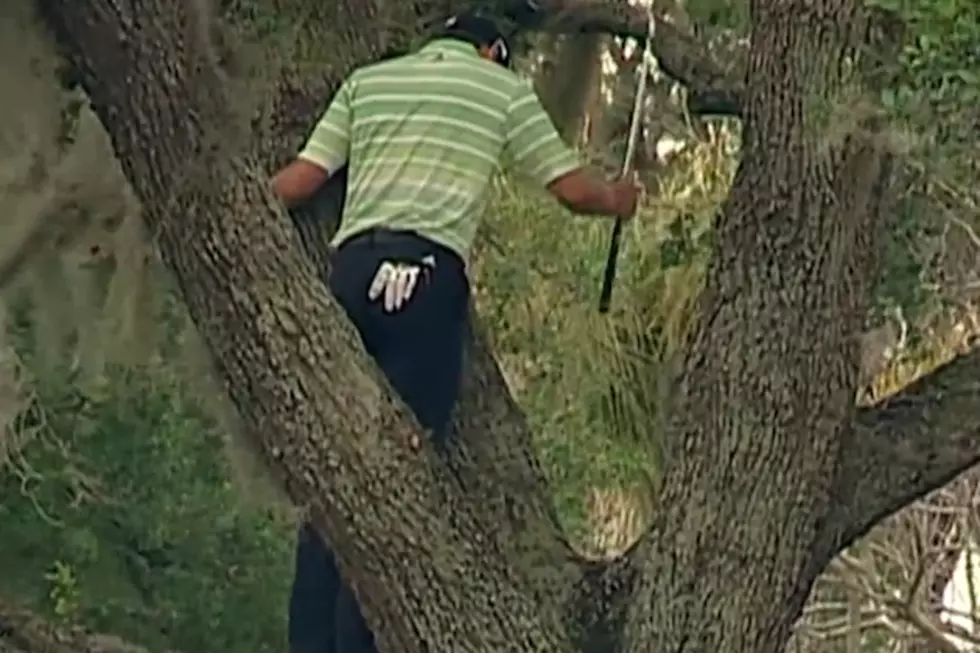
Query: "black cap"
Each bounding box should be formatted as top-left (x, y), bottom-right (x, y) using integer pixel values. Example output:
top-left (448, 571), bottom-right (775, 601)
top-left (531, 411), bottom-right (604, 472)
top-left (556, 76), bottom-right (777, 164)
top-left (434, 12), bottom-right (512, 68)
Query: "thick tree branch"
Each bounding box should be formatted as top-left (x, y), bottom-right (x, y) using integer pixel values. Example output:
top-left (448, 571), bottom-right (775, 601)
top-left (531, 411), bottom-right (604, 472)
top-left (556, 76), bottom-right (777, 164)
top-left (830, 347), bottom-right (980, 551)
top-left (36, 0), bottom-right (679, 643)
top-left (499, 0), bottom-right (743, 115)
top-left (447, 316), bottom-right (580, 592)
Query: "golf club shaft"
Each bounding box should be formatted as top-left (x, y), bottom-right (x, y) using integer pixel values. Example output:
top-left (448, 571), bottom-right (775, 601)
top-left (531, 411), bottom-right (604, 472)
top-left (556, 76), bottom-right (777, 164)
top-left (598, 217), bottom-right (624, 313)
top-left (596, 7), bottom-right (654, 313)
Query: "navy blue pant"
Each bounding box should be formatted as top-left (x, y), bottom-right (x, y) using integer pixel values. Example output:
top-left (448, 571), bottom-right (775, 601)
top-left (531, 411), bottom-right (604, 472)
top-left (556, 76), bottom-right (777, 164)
top-left (287, 229), bottom-right (469, 653)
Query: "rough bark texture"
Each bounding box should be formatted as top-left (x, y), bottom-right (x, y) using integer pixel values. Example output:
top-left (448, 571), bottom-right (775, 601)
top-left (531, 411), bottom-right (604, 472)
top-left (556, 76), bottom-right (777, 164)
top-left (836, 350), bottom-right (980, 548)
top-left (621, 0), bottom-right (899, 649)
top-left (28, 0), bottom-right (980, 651)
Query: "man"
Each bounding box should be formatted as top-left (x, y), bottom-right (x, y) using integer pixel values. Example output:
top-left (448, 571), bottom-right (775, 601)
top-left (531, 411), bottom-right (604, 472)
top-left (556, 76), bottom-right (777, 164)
top-left (273, 12), bottom-right (640, 653)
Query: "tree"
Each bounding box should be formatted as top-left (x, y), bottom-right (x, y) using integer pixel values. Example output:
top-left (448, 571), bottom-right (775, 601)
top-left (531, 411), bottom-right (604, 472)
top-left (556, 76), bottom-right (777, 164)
top-left (793, 472), bottom-right (980, 653)
top-left (27, 0), bottom-right (980, 651)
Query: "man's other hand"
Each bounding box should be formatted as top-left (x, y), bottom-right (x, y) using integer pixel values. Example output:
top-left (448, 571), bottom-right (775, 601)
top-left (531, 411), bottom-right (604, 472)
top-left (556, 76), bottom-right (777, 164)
top-left (548, 168), bottom-right (643, 219)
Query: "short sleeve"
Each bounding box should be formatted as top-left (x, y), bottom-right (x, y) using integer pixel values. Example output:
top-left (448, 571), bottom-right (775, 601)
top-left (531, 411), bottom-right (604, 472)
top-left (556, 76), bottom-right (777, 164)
top-left (297, 80), bottom-right (352, 174)
top-left (501, 82), bottom-right (582, 187)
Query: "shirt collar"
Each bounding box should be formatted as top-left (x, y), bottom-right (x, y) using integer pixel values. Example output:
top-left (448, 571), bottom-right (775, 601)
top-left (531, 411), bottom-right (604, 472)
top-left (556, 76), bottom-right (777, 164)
top-left (419, 38), bottom-right (482, 59)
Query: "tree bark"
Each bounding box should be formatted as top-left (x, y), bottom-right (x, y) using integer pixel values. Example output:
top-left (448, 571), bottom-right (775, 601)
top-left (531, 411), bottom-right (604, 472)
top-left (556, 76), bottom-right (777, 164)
top-left (619, 0), bottom-right (898, 649)
top-left (834, 348), bottom-right (980, 549)
top-left (31, 0), bottom-right (980, 651)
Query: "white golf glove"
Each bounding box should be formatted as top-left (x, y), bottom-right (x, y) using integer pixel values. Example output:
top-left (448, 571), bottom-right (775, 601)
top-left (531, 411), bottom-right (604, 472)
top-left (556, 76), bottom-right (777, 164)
top-left (367, 255), bottom-right (436, 312)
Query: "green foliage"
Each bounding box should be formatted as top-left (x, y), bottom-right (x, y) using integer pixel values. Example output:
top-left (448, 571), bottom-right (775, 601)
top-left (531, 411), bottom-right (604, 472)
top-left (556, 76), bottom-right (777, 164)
top-left (44, 560), bottom-right (81, 623)
top-left (872, 0), bottom-right (979, 176)
top-left (1, 334), bottom-right (292, 653)
top-left (860, 0), bottom-right (980, 332)
top-left (873, 0), bottom-right (980, 104)
top-left (684, 0), bottom-right (749, 31)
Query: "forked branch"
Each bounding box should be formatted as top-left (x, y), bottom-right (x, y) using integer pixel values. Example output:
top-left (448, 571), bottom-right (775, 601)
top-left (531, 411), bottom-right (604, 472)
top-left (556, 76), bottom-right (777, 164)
top-left (830, 348), bottom-right (980, 551)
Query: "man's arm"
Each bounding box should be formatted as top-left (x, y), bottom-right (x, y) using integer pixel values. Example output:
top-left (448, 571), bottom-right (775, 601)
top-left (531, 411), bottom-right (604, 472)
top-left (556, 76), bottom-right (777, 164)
top-left (272, 80), bottom-right (353, 209)
top-left (548, 169), bottom-right (638, 219)
top-left (273, 160), bottom-right (331, 209)
top-left (501, 84), bottom-right (638, 220)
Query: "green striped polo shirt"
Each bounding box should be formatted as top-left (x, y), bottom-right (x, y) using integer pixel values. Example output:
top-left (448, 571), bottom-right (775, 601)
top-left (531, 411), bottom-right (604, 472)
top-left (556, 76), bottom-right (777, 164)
top-left (297, 38), bottom-right (582, 258)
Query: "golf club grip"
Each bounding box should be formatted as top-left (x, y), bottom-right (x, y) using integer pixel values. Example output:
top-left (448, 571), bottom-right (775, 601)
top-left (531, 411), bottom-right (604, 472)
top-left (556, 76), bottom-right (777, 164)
top-left (598, 218), bottom-right (624, 313)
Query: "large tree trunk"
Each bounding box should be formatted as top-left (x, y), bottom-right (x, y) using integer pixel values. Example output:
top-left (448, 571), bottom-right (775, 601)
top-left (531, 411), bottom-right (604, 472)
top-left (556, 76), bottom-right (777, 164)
top-left (621, 0), bottom-right (897, 649)
top-left (29, 0), bottom-right (980, 651)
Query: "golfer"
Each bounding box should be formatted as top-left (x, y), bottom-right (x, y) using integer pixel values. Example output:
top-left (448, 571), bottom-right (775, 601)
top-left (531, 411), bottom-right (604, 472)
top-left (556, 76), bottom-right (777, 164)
top-left (272, 11), bottom-right (640, 653)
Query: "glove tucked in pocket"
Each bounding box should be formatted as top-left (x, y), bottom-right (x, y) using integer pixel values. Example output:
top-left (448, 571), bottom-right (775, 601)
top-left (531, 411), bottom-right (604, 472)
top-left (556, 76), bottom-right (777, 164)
top-left (367, 255), bottom-right (436, 313)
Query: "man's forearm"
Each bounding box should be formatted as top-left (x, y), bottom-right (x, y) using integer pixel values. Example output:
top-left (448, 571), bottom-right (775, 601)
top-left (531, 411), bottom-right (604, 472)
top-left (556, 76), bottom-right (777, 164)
top-left (272, 159), bottom-right (331, 209)
top-left (549, 168), bottom-right (621, 217)
top-left (561, 175), bottom-right (619, 217)
top-left (272, 169), bottom-right (308, 209)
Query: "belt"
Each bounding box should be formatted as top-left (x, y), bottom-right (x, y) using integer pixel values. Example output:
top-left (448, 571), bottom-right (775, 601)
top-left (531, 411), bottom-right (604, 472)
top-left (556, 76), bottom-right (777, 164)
top-left (335, 229), bottom-right (465, 270)
top-left (341, 228), bottom-right (423, 248)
